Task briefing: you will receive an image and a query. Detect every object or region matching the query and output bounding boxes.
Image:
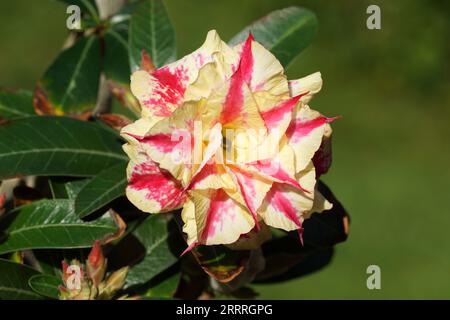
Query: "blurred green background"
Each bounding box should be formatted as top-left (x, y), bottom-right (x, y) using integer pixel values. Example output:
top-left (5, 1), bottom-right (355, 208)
top-left (1, 0), bottom-right (449, 299)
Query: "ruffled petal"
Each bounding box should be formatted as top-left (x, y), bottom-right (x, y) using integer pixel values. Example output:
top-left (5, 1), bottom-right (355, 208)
top-left (240, 143), bottom-right (306, 191)
top-left (219, 39), bottom-right (266, 131)
top-left (124, 144), bottom-right (186, 213)
top-left (126, 100), bottom-right (220, 186)
top-left (131, 30), bottom-right (239, 118)
top-left (258, 162), bottom-right (316, 231)
top-left (121, 117), bottom-right (161, 145)
top-left (190, 188), bottom-right (255, 245)
top-left (227, 165), bottom-right (273, 229)
top-left (233, 35), bottom-right (289, 98)
top-left (304, 188), bottom-right (333, 219)
top-left (288, 72), bottom-right (323, 104)
top-left (286, 105), bottom-right (335, 173)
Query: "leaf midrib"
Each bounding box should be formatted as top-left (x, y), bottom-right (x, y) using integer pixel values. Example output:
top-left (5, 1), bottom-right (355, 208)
top-left (270, 11), bottom-right (315, 52)
top-left (0, 286), bottom-right (41, 298)
top-left (0, 104), bottom-right (31, 117)
top-left (60, 37), bottom-right (96, 108)
top-left (0, 148), bottom-right (127, 161)
top-left (7, 222), bottom-right (115, 236)
top-left (149, 0), bottom-right (157, 66)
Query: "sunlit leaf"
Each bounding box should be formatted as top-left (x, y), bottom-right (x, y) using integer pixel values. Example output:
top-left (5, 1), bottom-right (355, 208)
top-left (0, 199), bottom-right (118, 254)
top-left (75, 162), bottom-right (127, 218)
top-left (125, 216), bottom-right (179, 287)
top-left (34, 36), bottom-right (101, 115)
top-left (0, 116), bottom-right (126, 180)
top-left (128, 0), bottom-right (176, 70)
top-left (229, 7), bottom-right (318, 67)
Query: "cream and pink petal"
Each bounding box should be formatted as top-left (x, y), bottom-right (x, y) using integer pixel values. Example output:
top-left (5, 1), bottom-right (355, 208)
top-left (286, 105), bottom-right (334, 173)
top-left (218, 62), bottom-right (266, 131)
top-left (190, 188), bottom-right (255, 246)
top-left (233, 35), bottom-right (289, 98)
top-left (127, 100), bottom-right (206, 185)
top-left (241, 143), bottom-right (305, 192)
top-left (131, 30), bottom-right (239, 118)
top-left (227, 165), bottom-right (273, 229)
top-left (304, 188), bottom-right (333, 219)
top-left (288, 72), bottom-right (323, 104)
top-left (258, 162), bottom-right (316, 232)
top-left (124, 146), bottom-right (186, 213)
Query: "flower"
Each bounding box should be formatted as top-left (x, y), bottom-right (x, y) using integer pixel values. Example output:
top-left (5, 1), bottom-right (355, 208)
top-left (121, 30), bottom-right (335, 251)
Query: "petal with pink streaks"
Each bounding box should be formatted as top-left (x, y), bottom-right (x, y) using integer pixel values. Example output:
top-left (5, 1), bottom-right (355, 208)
top-left (190, 188), bottom-right (255, 246)
top-left (286, 105), bottom-right (335, 172)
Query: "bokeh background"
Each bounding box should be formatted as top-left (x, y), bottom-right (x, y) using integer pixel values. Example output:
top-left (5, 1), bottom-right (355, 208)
top-left (1, 0), bottom-right (449, 299)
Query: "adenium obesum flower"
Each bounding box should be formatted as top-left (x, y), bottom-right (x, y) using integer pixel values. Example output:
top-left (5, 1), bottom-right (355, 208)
top-left (121, 30), bottom-right (336, 252)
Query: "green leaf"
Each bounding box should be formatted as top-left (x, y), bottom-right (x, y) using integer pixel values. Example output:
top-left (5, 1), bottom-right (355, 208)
top-left (75, 162), bottom-right (127, 218)
top-left (36, 36), bottom-right (101, 115)
top-left (128, 0), bottom-right (176, 70)
top-left (104, 30), bottom-right (130, 85)
top-left (0, 90), bottom-right (35, 121)
top-left (48, 178), bottom-right (70, 199)
top-left (28, 274), bottom-right (62, 299)
top-left (229, 7), bottom-right (318, 67)
top-left (0, 116), bottom-right (126, 180)
top-left (65, 179), bottom-right (91, 199)
top-left (49, 178), bottom-right (90, 199)
top-left (0, 259), bottom-right (42, 299)
top-left (126, 216), bottom-right (179, 287)
top-left (0, 199), bottom-right (118, 254)
top-left (144, 272), bottom-right (180, 298)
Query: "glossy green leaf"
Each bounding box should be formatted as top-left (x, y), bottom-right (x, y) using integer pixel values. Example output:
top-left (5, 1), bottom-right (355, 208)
top-left (103, 29), bottom-right (140, 118)
top-left (36, 36), bottom-right (101, 114)
top-left (75, 162), bottom-right (127, 218)
top-left (49, 178), bottom-right (90, 199)
top-left (0, 199), bottom-right (118, 254)
top-left (28, 274), bottom-right (62, 299)
top-left (0, 259), bottom-right (42, 299)
top-left (126, 216), bottom-right (179, 287)
top-left (0, 90), bottom-right (35, 121)
top-left (128, 0), bottom-right (176, 70)
top-left (229, 7), bottom-right (318, 67)
top-left (65, 179), bottom-right (91, 199)
top-left (104, 30), bottom-right (130, 85)
top-left (48, 178), bottom-right (70, 199)
top-left (0, 116), bottom-right (126, 180)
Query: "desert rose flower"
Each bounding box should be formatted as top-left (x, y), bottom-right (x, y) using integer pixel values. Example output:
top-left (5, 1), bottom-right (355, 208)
top-left (121, 30), bottom-right (335, 252)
